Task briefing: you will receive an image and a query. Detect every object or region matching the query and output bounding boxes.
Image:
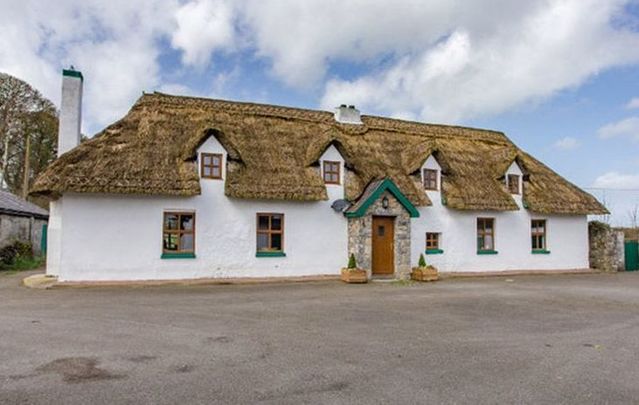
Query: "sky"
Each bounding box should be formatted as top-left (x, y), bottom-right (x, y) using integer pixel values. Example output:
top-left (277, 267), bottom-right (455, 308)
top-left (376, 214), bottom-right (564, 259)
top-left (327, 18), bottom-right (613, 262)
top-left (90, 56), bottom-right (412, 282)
top-left (1, 0), bottom-right (639, 225)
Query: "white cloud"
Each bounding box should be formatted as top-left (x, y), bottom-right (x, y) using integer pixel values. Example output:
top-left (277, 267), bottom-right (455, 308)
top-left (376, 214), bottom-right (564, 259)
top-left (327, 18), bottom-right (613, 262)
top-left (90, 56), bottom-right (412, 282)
top-left (553, 136), bottom-right (580, 150)
top-left (2, 0), bottom-right (639, 135)
top-left (0, 0), bottom-right (180, 133)
top-left (626, 97), bottom-right (639, 109)
top-left (593, 172), bottom-right (639, 189)
top-left (171, 0), bottom-right (236, 68)
top-left (597, 116), bottom-right (639, 140)
top-left (318, 0), bottom-right (639, 122)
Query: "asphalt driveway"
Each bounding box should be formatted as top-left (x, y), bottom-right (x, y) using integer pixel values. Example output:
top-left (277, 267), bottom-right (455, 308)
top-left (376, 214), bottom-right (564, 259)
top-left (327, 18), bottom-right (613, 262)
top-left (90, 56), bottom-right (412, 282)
top-left (1, 271), bottom-right (639, 404)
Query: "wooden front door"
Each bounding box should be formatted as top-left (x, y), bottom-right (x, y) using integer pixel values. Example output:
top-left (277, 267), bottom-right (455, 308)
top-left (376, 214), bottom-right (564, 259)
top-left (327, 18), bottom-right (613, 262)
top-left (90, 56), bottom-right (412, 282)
top-left (372, 216), bottom-right (395, 275)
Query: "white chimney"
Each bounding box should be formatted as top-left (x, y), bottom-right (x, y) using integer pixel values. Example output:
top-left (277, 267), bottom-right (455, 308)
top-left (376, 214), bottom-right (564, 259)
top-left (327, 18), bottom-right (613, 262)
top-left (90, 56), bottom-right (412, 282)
top-left (58, 67), bottom-right (83, 156)
top-left (334, 104), bottom-right (362, 124)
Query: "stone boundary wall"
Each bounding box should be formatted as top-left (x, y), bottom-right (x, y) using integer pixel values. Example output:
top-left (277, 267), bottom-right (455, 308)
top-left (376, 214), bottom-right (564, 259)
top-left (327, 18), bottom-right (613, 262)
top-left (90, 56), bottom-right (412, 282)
top-left (0, 214), bottom-right (47, 255)
top-left (589, 221), bottom-right (624, 272)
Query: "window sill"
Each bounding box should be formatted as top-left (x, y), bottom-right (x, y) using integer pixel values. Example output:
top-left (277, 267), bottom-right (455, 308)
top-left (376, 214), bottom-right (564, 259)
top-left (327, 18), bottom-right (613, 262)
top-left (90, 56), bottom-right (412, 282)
top-left (425, 249), bottom-right (444, 255)
top-left (256, 251), bottom-right (286, 258)
top-left (532, 250), bottom-right (551, 254)
top-left (477, 250), bottom-right (498, 255)
top-left (161, 252), bottom-right (196, 259)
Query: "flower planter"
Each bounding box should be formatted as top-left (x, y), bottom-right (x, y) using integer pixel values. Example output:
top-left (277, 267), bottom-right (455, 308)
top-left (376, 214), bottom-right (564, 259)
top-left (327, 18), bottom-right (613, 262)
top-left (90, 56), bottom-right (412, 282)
top-left (341, 268), bottom-right (368, 283)
top-left (411, 266), bottom-right (439, 282)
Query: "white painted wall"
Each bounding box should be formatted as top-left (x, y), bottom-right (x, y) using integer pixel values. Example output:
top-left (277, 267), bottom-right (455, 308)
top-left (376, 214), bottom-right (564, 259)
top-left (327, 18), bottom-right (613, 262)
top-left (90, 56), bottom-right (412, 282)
top-left (47, 144), bottom-right (590, 280)
top-left (48, 136), bottom-right (349, 281)
top-left (58, 72), bottom-right (82, 155)
top-left (320, 145), bottom-right (345, 200)
top-left (411, 156), bottom-right (589, 272)
top-left (46, 199), bottom-right (62, 276)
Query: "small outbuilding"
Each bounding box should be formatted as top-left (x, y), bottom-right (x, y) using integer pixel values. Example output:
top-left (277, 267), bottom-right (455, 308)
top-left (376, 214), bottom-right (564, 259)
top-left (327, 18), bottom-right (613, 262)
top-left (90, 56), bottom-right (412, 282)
top-left (0, 190), bottom-right (49, 255)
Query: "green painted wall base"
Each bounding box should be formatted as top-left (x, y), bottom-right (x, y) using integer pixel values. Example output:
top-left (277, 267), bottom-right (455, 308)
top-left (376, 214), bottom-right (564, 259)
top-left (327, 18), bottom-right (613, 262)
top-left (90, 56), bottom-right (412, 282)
top-left (161, 252), bottom-right (196, 259)
top-left (477, 250), bottom-right (498, 255)
top-left (256, 251), bottom-right (286, 257)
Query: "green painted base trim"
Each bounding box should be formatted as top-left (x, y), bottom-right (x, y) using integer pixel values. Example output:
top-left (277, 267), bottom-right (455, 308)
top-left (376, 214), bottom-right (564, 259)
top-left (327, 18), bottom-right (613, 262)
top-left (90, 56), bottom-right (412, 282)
top-left (256, 251), bottom-right (286, 257)
top-left (62, 69), bottom-right (83, 80)
top-left (477, 250), bottom-right (498, 255)
top-left (161, 252), bottom-right (196, 259)
top-left (425, 249), bottom-right (444, 255)
top-left (532, 250), bottom-right (551, 254)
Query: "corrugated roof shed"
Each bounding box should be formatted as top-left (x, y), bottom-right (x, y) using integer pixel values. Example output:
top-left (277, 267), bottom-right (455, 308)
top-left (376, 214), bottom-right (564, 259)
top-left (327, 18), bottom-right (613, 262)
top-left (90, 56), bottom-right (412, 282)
top-left (0, 190), bottom-right (48, 219)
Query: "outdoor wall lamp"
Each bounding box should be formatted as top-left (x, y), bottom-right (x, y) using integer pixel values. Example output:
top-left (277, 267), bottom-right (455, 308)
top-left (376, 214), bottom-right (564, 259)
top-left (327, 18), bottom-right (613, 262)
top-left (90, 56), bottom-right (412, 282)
top-left (382, 196), bottom-right (389, 209)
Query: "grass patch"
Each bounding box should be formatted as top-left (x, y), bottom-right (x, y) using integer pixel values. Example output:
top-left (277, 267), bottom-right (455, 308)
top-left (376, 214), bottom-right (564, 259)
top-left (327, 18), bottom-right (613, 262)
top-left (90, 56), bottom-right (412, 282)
top-left (0, 255), bottom-right (45, 273)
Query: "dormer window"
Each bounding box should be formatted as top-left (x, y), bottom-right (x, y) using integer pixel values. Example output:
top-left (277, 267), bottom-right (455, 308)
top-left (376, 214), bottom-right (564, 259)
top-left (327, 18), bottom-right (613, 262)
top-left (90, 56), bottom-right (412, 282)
top-left (507, 174), bottom-right (520, 194)
top-left (423, 169), bottom-right (438, 191)
top-left (323, 161), bottom-right (341, 185)
top-left (201, 153), bottom-right (223, 179)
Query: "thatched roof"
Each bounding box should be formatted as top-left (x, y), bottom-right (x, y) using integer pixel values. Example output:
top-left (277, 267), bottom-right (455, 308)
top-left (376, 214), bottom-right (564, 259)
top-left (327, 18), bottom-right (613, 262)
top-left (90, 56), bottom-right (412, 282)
top-left (31, 93), bottom-right (607, 215)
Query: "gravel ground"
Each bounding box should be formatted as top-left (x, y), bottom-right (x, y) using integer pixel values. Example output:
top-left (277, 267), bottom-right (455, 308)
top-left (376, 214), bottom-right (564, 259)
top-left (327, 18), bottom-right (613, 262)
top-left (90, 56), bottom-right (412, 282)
top-left (1, 271), bottom-right (639, 404)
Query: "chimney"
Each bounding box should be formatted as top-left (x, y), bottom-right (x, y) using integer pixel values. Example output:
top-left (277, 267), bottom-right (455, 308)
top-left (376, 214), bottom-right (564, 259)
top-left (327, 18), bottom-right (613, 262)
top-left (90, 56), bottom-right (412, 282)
top-left (334, 104), bottom-right (362, 124)
top-left (58, 67), bottom-right (83, 156)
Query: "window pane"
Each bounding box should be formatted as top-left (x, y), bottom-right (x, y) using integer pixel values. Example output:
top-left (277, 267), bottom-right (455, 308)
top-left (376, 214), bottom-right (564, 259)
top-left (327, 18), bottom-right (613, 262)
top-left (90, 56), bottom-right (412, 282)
top-left (271, 215), bottom-right (282, 230)
top-left (212, 167), bottom-right (221, 178)
top-left (539, 236), bottom-right (545, 249)
top-left (257, 233), bottom-right (269, 250)
top-left (331, 173), bottom-right (339, 183)
top-left (181, 233), bottom-right (194, 251)
top-left (477, 219), bottom-right (483, 231)
top-left (532, 235), bottom-right (537, 249)
top-left (180, 215), bottom-right (194, 231)
top-left (203, 167), bottom-right (212, 177)
top-left (258, 215), bottom-right (269, 231)
top-left (271, 233), bottom-right (282, 251)
top-left (164, 233), bottom-right (178, 251)
top-left (203, 155), bottom-right (212, 165)
top-left (165, 214), bottom-right (179, 230)
top-left (484, 220), bottom-right (493, 231)
top-left (477, 236), bottom-right (484, 250)
top-left (212, 155), bottom-right (221, 166)
top-left (485, 235), bottom-right (493, 249)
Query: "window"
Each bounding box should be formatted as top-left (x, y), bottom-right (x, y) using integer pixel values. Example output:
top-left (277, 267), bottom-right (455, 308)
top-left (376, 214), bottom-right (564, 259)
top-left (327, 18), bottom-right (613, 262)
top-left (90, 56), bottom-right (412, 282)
top-left (163, 212), bottom-right (195, 255)
top-left (531, 219), bottom-right (547, 251)
top-left (426, 233), bottom-right (440, 250)
top-left (477, 218), bottom-right (495, 252)
top-left (423, 169), bottom-right (438, 191)
top-left (256, 213), bottom-right (284, 253)
top-left (201, 153), bottom-right (223, 179)
top-left (507, 174), bottom-right (520, 194)
top-left (323, 161), bottom-right (340, 184)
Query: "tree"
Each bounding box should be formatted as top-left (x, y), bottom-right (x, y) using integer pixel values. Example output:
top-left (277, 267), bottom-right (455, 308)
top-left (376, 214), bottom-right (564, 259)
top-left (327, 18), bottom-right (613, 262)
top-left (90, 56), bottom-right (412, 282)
top-left (628, 202), bottom-right (639, 229)
top-left (0, 73), bottom-right (58, 200)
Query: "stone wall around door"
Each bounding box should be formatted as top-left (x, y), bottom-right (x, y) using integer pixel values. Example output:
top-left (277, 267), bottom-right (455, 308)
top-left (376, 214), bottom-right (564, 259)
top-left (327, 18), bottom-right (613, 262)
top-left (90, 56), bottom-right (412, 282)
top-left (347, 190), bottom-right (412, 279)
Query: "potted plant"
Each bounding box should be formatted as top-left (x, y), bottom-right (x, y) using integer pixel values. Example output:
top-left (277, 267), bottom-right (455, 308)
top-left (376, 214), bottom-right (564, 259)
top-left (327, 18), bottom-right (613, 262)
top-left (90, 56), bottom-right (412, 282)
top-left (340, 254), bottom-right (368, 283)
top-left (411, 253), bottom-right (439, 282)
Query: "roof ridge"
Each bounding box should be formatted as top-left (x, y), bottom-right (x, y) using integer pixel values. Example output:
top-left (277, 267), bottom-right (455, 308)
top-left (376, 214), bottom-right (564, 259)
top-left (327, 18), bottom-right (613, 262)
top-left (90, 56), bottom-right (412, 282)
top-left (140, 92), bottom-right (510, 142)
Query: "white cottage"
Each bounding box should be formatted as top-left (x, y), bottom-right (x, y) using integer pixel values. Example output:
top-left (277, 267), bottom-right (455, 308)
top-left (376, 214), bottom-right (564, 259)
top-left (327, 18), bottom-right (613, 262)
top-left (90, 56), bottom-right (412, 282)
top-left (32, 70), bottom-right (607, 282)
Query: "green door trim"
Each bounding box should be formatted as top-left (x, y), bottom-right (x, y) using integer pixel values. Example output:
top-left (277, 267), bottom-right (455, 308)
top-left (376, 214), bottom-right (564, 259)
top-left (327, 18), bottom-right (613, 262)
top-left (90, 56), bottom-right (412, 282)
top-left (624, 240), bottom-right (638, 271)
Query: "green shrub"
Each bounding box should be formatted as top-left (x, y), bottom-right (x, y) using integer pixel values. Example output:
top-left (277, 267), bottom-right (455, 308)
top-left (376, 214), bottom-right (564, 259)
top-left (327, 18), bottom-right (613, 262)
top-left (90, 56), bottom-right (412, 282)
top-left (347, 253), bottom-right (357, 269)
top-left (0, 240), bottom-right (34, 269)
top-left (418, 253), bottom-right (427, 268)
